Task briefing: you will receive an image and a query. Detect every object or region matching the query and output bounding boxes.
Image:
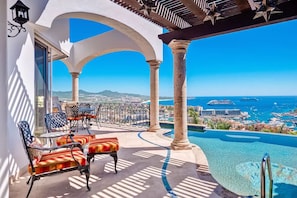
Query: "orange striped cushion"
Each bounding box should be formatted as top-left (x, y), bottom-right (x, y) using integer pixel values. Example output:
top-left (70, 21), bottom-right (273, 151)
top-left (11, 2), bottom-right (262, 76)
top-left (67, 116), bottom-right (82, 121)
top-left (86, 114), bottom-right (96, 119)
top-left (56, 134), bottom-right (96, 146)
top-left (28, 148), bottom-right (86, 174)
top-left (88, 137), bottom-right (119, 153)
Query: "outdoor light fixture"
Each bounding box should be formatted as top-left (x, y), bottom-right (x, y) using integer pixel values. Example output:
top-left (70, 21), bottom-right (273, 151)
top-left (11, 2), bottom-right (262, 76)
top-left (8, 0), bottom-right (30, 38)
top-left (139, 0), bottom-right (157, 16)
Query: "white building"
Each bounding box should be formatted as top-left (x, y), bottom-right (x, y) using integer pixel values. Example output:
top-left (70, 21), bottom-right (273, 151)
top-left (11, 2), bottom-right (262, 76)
top-left (1, 0), bottom-right (295, 196)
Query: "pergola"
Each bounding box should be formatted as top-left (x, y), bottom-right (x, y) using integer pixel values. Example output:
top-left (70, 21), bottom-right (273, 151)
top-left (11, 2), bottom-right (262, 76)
top-left (112, 0), bottom-right (297, 150)
top-left (113, 0), bottom-right (297, 43)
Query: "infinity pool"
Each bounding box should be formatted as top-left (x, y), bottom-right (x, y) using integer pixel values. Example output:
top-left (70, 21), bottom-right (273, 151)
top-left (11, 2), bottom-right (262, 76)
top-left (167, 130), bottom-right (297, 197)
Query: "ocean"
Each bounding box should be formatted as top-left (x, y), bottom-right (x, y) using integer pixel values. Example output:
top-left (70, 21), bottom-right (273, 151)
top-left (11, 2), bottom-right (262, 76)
top-left (158, 96), bottom-right (297, 129)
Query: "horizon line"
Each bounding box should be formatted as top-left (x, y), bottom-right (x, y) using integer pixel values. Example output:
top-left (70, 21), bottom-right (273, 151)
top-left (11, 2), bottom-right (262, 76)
top-left (53, 90), bottom-right (297, 98)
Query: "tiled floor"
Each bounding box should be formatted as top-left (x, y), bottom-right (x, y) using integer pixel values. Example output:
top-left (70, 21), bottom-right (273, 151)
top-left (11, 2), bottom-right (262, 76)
top-left (9, 124), bottom-right (242, 198)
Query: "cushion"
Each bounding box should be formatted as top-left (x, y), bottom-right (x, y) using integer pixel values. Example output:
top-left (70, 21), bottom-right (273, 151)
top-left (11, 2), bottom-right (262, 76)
top-left (88, 137), bottom-right (119, 154)
top-left (56, 134), bottom-right (96, 146)
top-left (52, 107), bottom-right (60, 113)
top-left (28, 147), bottom-right (87, 175)
top-left (86, 114), bottom-right (97, 119)
top-left (28, 139), bottom-right (43, 163)
top-left (67, 116), bottom-right (83, 121)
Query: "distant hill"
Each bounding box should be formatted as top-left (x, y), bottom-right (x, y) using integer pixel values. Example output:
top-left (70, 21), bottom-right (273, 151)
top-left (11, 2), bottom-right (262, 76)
top-left (96, 90), bottom-right (147, 98)
top-left (53, 90), bottom-right (172, 103)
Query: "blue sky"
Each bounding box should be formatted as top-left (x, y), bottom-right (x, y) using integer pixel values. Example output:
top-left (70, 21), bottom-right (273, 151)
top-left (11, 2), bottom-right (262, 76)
top-left (53, 18), bottom-right (297, 97)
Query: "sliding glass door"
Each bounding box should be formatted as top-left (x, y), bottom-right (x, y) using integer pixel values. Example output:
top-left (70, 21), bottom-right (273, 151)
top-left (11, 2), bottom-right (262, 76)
top-left (34, 42), bottom-right (51, 135)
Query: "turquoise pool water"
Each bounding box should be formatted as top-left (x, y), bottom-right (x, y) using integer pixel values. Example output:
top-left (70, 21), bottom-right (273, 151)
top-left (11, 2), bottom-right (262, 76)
top-left (167, 130), bottom-right (297, 197)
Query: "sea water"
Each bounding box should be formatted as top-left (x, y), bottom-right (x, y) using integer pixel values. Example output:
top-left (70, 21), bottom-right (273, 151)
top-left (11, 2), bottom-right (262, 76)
top-left (159, 96), bottom-right (297, 129)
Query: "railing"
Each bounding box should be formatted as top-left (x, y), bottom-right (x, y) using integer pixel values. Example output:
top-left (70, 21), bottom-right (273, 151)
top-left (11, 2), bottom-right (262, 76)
top-left (98, 103), bottom-right (150, 127)
top-left (261, 153), bottom-right (273, 198)
top-left (61, 101), bottom-right (209, 129)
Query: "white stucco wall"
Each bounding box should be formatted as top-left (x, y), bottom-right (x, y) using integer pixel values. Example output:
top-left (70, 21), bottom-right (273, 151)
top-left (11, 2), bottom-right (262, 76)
top-left (35, 0), bottom-right (163, 62)
top-left (67, 30), bottom-right (142, 72)
top-left (4, 0), bottom-right (165, 188)
top-left (5, 1), bottom-right (71, 182)
top-left (1, 1), bottom-right (9, 197)
top-left (7, 0), bottom-right (36, 181)
top-left (35, 18), bottom-right (71, 55)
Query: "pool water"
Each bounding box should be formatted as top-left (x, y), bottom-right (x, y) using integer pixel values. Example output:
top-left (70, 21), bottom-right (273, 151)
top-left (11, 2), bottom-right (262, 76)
top-left (167, 130), bottom-right (297, 197)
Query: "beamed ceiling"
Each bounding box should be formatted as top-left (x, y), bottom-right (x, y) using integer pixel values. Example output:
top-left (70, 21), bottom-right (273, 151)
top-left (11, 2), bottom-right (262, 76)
top-left (112, 0), bottom-right (297, 44)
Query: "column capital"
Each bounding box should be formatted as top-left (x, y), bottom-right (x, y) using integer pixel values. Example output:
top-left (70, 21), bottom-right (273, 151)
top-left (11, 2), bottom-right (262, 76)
top-left (71, 72), bottom-right (80, 78)
top-left (147, 60), bottom-right (161, 69)
top-left (169, 39), bottom-right (191, 54)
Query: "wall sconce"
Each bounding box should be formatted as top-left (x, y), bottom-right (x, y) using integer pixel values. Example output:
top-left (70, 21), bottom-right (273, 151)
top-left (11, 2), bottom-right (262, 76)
top-left (7, 0), bottom-right (30, 38)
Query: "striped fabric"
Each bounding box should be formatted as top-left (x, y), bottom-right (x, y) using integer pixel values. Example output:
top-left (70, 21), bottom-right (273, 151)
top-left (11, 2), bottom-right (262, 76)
top-left (85, 114), bottom-right (96, 119)
top-left (28, 148), bottom-right (87, 175)
top-left (88, 137), bottom-right (119, 153)
top-left (56, 134), bottom-right (96, 146)
top-left (67, 116), bottom-right (82, 121)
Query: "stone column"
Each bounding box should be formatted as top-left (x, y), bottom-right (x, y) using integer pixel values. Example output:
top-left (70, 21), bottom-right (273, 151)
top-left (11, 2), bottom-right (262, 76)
top-left (148, 60), bottom-right (161, 132)
top-left (71, 72), bottom-right (79, 102)
top-left (169, 39), bottom-right (192, 150)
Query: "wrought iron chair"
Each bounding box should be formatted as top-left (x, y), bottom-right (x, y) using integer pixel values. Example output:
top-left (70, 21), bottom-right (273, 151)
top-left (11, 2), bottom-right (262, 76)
top-left (65, 104), bottom-right (83, 132)
top-left (44, 111), bottom-right (71, 133)
top-left (78, 103), bottom-right (94, 130)
top-left (85, 104), bottom-right (102, 128)
top-left (44, 112), bottom-right (95, 146)
top-left (17, 121), bottom-right (90, 198)
top-left (45, 111), bottom-right (119, 173)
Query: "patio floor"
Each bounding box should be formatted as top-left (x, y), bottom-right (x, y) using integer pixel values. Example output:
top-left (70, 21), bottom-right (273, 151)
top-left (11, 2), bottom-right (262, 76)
top-left (9, 124), bottom-right (242, 198)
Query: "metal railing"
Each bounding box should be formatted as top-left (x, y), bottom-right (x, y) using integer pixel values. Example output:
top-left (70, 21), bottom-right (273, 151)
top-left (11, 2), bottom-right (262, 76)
top-left (98, 103), bottom-right (150, 127)
top-left (261, 153), bottom-right (273, 198)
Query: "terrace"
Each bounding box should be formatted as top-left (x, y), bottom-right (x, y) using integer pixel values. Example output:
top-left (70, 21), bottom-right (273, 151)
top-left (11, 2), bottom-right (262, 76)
top-left (10, 122), bottom-right (240, 198)
top-left (2, 0), bottom-right (297, 197)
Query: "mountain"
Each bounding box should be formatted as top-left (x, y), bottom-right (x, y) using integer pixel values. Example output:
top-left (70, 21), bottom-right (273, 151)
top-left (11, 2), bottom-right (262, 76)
top-left (53, 90), bottom-right (153, 103)
top-left (96, 90), bottom-right (147, 98)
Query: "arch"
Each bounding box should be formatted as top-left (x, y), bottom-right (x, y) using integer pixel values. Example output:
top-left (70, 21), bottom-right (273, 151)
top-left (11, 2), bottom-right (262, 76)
top-left (35, 0), bottom-right (163, 73)
top-left (66, 29), bottom-right (147, 72)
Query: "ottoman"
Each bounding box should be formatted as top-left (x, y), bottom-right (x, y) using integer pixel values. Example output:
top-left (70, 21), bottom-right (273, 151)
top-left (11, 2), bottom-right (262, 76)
top-left (87, 137), bottom-right (119, 173)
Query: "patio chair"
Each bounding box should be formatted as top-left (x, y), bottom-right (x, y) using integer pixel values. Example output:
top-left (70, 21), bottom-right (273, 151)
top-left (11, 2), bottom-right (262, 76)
top-left (45, 112), bottom-right (119, 173)
top-left (65, 104), bottom-right (83, 132)
top-left (17, 121), bottom-right (90, 198)
top-left (85, 104), bottom-right (102, 128)
top-left (78, 103), bottom-right (95, 129)
top-left (44, 111), bottom-right (71, 133)
top-left (44, 112), bottom-right (95, 146)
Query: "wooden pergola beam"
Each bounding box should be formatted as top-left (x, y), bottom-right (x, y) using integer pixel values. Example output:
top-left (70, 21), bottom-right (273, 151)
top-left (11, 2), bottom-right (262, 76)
top-left (159, 0), bottom-right (297, 44)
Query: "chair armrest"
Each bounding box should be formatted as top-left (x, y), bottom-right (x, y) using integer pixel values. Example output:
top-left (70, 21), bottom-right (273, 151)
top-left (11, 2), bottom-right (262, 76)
top-left (30, 142), bottom-right (83, 152)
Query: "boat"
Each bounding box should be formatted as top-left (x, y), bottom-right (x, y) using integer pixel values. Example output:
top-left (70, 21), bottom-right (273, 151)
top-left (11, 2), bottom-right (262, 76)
top-left (207, 99), bottom-right (235, 106)
top-left (240, 97), bottom-right (259, 102)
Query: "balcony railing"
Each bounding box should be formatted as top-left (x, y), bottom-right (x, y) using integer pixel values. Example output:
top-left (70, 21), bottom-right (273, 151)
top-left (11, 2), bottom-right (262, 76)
top-left (60, 101), bottom-right (204, 130)
top-left (98, 103), bottom-right (150, 127)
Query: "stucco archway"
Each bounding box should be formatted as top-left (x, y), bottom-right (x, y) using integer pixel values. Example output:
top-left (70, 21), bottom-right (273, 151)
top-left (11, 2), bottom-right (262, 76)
top-left (34, 0), bottom-right (163, 131)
